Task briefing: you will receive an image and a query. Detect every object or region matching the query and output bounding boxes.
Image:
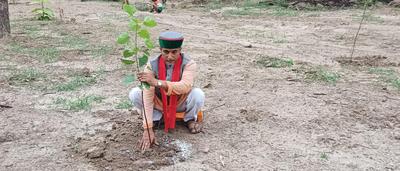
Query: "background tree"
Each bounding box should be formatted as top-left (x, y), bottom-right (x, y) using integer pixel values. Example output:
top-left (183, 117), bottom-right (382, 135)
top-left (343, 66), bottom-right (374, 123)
top-left (0, 0), bottom-right (11, 38)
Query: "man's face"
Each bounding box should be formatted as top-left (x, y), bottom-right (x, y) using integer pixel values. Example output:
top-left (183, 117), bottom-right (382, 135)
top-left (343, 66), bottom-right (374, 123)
top-left (161, 48), bottom-right (181, 63)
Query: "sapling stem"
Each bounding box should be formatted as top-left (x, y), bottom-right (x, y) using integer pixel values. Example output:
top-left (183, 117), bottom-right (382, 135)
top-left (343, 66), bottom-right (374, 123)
top-left (134, 28), bottom-right (152, 146)
top-left (351, 0), bottom-right (368, 59)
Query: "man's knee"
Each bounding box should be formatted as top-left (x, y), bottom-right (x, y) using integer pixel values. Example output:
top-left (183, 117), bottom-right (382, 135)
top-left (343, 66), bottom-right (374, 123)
top-left (190, 88), bottom-right (205, 106)
top-left (128, 87), bottom-right (142, 104)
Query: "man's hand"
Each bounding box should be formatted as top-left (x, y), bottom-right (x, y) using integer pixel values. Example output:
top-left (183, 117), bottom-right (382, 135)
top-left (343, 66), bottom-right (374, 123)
top-left (138, 72), bottom-right (157, 87)
top-left (137, 128), bottom-right (156, 151)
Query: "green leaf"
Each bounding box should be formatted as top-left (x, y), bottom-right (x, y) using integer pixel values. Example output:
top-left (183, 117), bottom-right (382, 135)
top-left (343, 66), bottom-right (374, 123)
top-left (129, 20), bottom-right (141, 31)
top-left (121, 58), bottom-right (135, 65)
top-left (117, 32), bottom-right (130, 44)
top-left (138, 29), bottom-right (150, 39)
top-left (140, 82), bottom-right (151, 89)
top-left (144, 39), bottom-right (154, 49)
top-left (123, 74), bottom-right (135, 85)
top-left (32, 8), bottom-right (43, 14)
top-left (143, 17), bottom-right (157, 27)
top-left (123, 49), bottom-right (134, 57)
top-left (139, 54), bottom-right (148, 67)
top-left (43, 8), bottom-right (54, 17)
top-left (123, 4), bottom-right (136, 16)
top-left (143, 50), bottom-right (150, 56)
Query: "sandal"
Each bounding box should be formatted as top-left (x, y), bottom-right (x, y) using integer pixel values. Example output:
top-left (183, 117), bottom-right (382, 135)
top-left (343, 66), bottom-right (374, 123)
top-left (185, 120), bottom-right (203, 134)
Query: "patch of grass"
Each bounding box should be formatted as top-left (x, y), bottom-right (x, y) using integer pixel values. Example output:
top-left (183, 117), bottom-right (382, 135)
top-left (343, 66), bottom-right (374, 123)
top-left (369, 67), bottom-right (400, 90)
top-left (90, 45), bottom-right (113, 58)
top-left (272, 35), bottom-right (288, 43)
top-left (0, 54), bottom-right (8, 60)
top-left (55, 76), bottom-right (97, 91)
top-left (320, 153), bottom-right (328, 160)
top-left (61, 34), bottom-right (89, 50)
top-left (55, 95), bottom-right (105, 111)
top-left (8, 42), bottom-right (27, 54)
top-left (8, 68), bottom-right (45, 84)
top-left (391, 79), bottom-right (400, 90)
top-left (205, 0), bottom-right (223, 10)
top-left (222, 8), bottom-right (256, 16)
top-left (305, 67), bottom-right (340, 84)
top-left (256, 56), bottom-right (294, 68)
top-left (352, 12), bottom-right (384, 23)
top-left (115, 99), bottom-right (133, 109)
top-left (302, 4), bottom-right (326, 11)
top-left (32, 47), bottom-right (60, 63)
top-left (7, 43), bottom-right (60, 63)
top-left (270, 6), bottom-right (299, 16)
top-left (305, 12), bottom-right (321, 17)
top-left (24, 24), bottom-right (42, 38)
top-left (369, 67), bottom-right (395, 76)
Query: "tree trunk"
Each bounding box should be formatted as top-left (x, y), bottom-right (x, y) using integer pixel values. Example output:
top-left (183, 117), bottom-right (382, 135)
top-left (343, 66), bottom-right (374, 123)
top-left (0, 0), bottom-right (11, 39)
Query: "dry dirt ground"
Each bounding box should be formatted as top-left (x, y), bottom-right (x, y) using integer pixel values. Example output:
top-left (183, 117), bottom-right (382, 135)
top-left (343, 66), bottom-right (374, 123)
top-left (1, 0), bottom-right (400, 170)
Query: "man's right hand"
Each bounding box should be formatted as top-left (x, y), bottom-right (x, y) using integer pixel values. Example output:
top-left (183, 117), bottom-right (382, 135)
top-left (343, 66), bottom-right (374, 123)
top-left (137, 128), bottom-right (156, 151)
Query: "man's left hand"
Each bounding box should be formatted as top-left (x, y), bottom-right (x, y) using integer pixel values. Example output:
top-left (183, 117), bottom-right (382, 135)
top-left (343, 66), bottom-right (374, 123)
top-left (138, 72), bottom-right (157, 86)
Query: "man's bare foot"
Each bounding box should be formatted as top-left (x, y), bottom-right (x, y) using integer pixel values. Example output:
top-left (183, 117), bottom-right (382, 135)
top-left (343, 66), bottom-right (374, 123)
top-left (186, 120), bottom-right (203, 134)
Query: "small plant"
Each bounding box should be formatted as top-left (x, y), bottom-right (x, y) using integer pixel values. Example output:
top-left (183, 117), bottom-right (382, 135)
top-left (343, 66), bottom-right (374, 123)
top-left (8, 68), bottom-right (45, 84)
top-left (116, 4), bottom-right (157, 143)
top-left (256, 56), bottom-right (294, 68)
top-left (305, 67), bottom-right (340, 84)
top-left (320, 153), bottom-right (328, 160)
top-left (116, 4), bottom-right (157, 88)
top-left (32, 0), bottom-right (54, 20)
top-left (115, 99), bottom-right (133, 109)
top-left (55, 95), bottom-right (104, 111)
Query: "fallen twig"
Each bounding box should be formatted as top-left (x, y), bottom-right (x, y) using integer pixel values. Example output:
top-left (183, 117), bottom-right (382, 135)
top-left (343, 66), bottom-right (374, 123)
top-left (0, 104), bottom-right (12, 108)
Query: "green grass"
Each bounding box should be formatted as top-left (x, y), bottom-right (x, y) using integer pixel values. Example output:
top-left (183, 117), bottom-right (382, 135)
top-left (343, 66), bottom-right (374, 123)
top-left (272, 35), bottom-right (288, 43)
top-left (23, 24), bottom-right (42, 39)
top-left (222, 8), bottom-right (257, 16)
top-left (305, 67), bottom-right (340, 84)
top-left (352, 12), bottom-right (384, 23)
top-left (7, 43), bottom-right (60, 63)
top-left (0, 54), bottom-right (7, 60)
top-left (90, 45), bottom-right (113, 58)
top-left (256, 56), bottom-right (294, 68)
top-left (55, 95), bottom-right (105, 111)
top-left (32, 47), bottom-right (60, 63)
top-left (205, 0), bottom-right (223, 10)
top-left (369, 67), bottom-right (400, 90)
top-left (270, 7), bottom-right (299, 16)
top-left (61, 34), bottom-right (89, 50)
top-left (320, 153), bottom-right (328, 160)
top-left (55, 76), bottom-right (97, 91)
top-left (115, 99), bottom-right (133, 109)
top-left (391, 79), bottom-right (400, 90)
top-left (8, 68), bottom-right (45, 84)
